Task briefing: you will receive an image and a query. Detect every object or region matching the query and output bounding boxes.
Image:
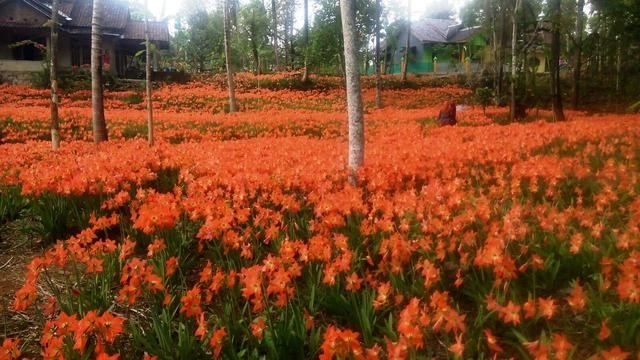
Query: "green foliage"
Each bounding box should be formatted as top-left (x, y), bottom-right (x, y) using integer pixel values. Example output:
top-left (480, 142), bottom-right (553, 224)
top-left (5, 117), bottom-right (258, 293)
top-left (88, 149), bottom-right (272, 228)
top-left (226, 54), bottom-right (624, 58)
top-left (308, 0), bottom-right (378, 74)
top-left (238, 0), bottom-right (271, 74)
top-left (25, 192), bottom-right (102, 246)
top-left (0, 185), bottom-right (27, 224)
top-left (475, 87), bottom-right (493, 115)
top-left (121, 92), bottom-right (144, 105)
top-left (130, 306), bottom-right (208, 359)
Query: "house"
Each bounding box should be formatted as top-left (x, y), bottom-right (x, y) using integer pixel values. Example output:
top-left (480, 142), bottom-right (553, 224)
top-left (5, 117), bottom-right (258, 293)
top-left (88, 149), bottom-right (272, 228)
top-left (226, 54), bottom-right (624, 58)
top-left (384, 18), bottom-right (488, 75)
top-left (0, 0), bottom-right (169, 84)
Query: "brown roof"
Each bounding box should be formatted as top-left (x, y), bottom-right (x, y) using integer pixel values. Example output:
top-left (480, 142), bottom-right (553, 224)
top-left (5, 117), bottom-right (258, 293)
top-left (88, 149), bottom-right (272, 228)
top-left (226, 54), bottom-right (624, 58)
top-left (0, 0), bottom-right (169, 43)
top-left (448, 26), bottom-right (483, 43)
top-left (412, 19), bottom-right (458, 43)
top-left (66, 0), bottom-right (129, 29)
top-left (122, 20), bottom-right (169, 43)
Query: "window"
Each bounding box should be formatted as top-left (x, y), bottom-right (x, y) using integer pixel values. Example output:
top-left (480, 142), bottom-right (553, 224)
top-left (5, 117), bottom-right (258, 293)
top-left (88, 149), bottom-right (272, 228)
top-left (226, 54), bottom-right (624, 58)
top-left (71, 40), bottom-right (91, 67)
top-left (11, 37), bottom-right (45, 61)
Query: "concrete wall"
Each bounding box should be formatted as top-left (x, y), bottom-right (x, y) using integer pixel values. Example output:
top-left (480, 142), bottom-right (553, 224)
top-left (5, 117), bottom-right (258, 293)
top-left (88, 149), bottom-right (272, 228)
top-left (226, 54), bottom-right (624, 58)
top-left (0, 60), bottom-right (42, 84)
top-left (0, 59), bottom-right (42, 72)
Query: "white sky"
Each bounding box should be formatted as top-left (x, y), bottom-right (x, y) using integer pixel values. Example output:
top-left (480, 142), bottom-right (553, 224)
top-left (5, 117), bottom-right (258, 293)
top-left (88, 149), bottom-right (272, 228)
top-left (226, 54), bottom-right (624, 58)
top-left (143, 0), bottom-right (470, 23)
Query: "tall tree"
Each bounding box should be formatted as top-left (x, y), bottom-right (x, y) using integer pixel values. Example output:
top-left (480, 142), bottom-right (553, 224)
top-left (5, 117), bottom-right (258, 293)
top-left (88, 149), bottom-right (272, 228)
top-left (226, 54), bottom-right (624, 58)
top-left (240, 0), bottom-right (269, 74)
top-left (224, 0), bottom-right (238, 112)
top-left (301, 0), bottom-right (310, 81)
top-left (271, 0), bottom-right (279, 71)
top-left (50, 0), bottom-right (60, 150)
top-left (509, 0), bottom-right (521, 122)
top-left (281, 0), bottom-right (295, 69)
top-left (91, 0), bottom-right (108, 142)
top-left (571, 0), bottom-right (585, 109)
top-left (340, 0), bottom-right (365, 184)
top-left (550, 0), bottom-right (565, 120)
top-left (145, 0), bottom-right (154, 145)
top-left (374, 0), bottom-right (382, 107)
top-left (401, 0), bottom-right (411, 82)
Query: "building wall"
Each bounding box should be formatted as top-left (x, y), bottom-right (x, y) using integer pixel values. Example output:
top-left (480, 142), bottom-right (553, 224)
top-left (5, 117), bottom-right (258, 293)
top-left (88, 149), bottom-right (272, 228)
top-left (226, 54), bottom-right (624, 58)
top-left (386, 30), bottom-right (489, 75)
top-left (0, 0), bottom-right (48, 28)
top-left (0, 60), bottom-right (42, 84)
top-left (58, 35), bottom-right (72, 68)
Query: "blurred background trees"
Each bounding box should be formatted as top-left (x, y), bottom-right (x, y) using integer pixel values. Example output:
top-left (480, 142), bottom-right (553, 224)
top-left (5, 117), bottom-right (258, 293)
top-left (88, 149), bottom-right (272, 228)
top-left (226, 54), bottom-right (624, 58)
top-left (143, 0), bottom-right (639, 113)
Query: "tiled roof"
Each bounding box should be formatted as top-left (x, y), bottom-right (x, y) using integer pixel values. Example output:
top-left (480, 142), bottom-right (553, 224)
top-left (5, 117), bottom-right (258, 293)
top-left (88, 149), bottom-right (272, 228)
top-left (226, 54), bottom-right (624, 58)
top-left (1, 0), bottom-right (169, 43)
top-left (412, 18), bottom-right (458, 43)
top-left (122, 20), bottom-right (170, 43)
top-left (448, 26), bottom-right (482, 43)
top-left (66, 0), bottom-right (129, 29)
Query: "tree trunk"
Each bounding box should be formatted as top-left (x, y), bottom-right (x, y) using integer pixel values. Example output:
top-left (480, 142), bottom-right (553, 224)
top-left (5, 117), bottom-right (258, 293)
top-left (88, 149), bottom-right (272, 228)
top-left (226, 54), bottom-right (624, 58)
top-left (340, 0), bottom-right (365, 184)
top-left (375, 0), bottom-right (382, 108)
top-left (271, 0), bottom-right (279, 71)
top-left (251, 37), bottom-right (261, 75)
top-left (497, 0), bottom-right (508, 104)
top-left (550, 0), bottom-right (565, 121)
top-left (571, 0), bottom-right (584, 109)
top-left (91, 0), bottom-right (108, 142)
top-left (145, 0), bottom-right (154, 145)
top-left (50, 0), bottom-right (60, 150)
top-left (283, 2), bottom-right (291, 70)
top-left (301, 0), bottom-right (309, 82)
top-left (224, 0), bottom-right (238, 112)
top-left (401, 0), bottom-right (411, 82)
top-left (509, 0), bottom-right (521, 122)
top-left (489, 0), bottom-right (499, 103)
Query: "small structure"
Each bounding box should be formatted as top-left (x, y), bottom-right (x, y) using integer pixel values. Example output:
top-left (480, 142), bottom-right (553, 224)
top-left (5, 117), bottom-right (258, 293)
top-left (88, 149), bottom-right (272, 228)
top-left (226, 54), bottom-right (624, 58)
top-left (0, 0), bottom-right (170, 83)
top-left (384, 18), bottom-right (488, 75)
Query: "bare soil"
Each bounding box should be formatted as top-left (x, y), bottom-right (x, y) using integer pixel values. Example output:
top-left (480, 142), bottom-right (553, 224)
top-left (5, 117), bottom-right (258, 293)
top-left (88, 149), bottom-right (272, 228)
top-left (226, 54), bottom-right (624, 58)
top-left (0, 219), bottom-right (43, 356)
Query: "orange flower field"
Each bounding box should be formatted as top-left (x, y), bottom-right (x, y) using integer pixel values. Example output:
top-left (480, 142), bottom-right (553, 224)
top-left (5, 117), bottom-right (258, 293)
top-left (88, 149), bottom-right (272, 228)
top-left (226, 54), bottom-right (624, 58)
top-left (0, 76), bottom-right (639, 359)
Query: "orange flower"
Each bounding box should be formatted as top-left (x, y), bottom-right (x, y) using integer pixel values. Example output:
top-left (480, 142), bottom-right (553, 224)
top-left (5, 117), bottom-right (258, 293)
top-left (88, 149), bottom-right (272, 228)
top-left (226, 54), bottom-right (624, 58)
top-left (209, 327), bottom-right (227, 358)
top-left (1, 338), bottom-right (21, 360)
top-left (195, 313), bottom-right (208, 341)
top-left (180, 286), bottom-right (203, 318)
top-left (449, 333), bottom-right (464, 358)
top-left (483, 329), bottom-right (503, 353)
top-left (250, 317), bottom-right (266, 341)
top-left (320, 326), bottom-right (364, 360)
top-left (550, 333), bottom-right (572, 360)
top-left (499, 301), bottom-right (521, 325)
top-left (566, 281), bottom-right (587, 312)
top-left (345, 272), bottom-right (362, 292)
top-left (598, 320), bottom-right (611, 341)
top-left (596, 346), bottom-right (631, 360)
top-left (95, 311), bottom-right (125, 343)
top-left (537, 296), bottom-right (556, 319)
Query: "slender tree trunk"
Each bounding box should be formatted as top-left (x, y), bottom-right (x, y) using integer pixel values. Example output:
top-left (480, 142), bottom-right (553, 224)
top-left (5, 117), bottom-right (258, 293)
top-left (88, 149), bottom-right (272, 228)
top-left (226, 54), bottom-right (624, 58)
top-left (340, 0), bottom-right (365, 184)
top-left (145, 0), bottom-right (154, 145)
top-left (375, 0), bottom-right (382, 108)
top-left (271, 0), bottom-right (279, 71)
top-left (550, 0), bottom-right (565, 121)
top-left (91, 0), bottom-right (108, 142)
top-left (489, 0), bottom-right (499, 103)
top-left (251, 37), bottom-right (261, 75)
top-left (498, 1), bottom-right (507, 104)
top-left (615, 41), bottom-right (621, 94)
top-left (224, 0), bottom-right (237, 112)
top-left (510, 0), bottom-right (521, 121)
top-left (571, 0), bottom-right (584, 109)
top-left (301, 0), bottom-right (309, 82)
top-left (283, 3), bottom-right (290, 70)
top-left (50, 0), bottom-right (60, 150)
top-left (401, 0), bottom-right (411, 82)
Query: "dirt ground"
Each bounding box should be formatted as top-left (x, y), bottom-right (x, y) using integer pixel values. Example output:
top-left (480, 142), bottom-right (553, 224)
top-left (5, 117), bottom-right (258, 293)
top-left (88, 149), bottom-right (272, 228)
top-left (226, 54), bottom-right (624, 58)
top-left (0, 220), bottom-right (43, 356)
